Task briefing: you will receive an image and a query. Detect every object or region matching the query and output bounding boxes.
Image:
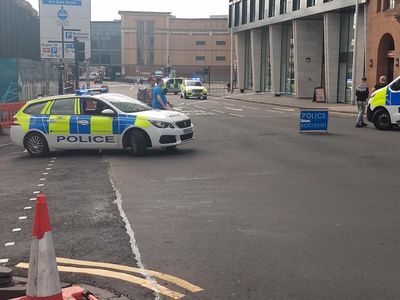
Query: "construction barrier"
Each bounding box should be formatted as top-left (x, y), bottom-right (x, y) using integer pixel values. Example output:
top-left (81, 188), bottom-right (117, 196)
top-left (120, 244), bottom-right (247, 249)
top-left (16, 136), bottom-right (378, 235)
top-left (10, 194), bottom-right (98, 300)
top-left (0, 102), bottom-right (24, 128)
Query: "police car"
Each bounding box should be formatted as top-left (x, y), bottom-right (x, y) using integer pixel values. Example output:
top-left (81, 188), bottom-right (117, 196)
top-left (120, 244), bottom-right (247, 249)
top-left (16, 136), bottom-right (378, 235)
top-left (180, 79), bottom-right (208, 100)
top-left (10, 88), bottom-right (194, 157)
top-left (367, 75), bottom-right (400, 130)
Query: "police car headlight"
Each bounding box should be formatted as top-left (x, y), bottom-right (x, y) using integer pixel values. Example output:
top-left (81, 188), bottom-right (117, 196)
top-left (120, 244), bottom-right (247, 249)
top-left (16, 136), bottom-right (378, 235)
top-left (150, 120), bottom-right (175, 129)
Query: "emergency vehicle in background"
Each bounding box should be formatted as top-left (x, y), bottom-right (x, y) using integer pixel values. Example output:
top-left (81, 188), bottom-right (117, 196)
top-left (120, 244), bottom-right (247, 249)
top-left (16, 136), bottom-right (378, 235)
top-left (367, 75), bottom-right (400, 130)
top-left (10, 88), bottom-right (194, 157)
top-left (180, 79), bottom-right (208, 100)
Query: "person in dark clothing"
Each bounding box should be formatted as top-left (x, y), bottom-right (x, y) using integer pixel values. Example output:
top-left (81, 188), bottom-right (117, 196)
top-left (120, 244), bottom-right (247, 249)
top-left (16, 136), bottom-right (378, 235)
top-left (371, 75), bottom-right (387, 94)
top-left (355, 77), bottom-right (369, 128)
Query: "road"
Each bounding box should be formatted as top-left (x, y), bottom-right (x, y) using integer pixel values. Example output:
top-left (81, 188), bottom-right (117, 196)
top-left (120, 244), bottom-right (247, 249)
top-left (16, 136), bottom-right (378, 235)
top-left (1, 82), bottom-right (400, 299)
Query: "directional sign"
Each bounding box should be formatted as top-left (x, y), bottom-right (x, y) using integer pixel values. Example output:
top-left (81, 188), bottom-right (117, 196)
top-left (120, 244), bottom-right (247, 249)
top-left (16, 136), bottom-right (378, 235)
top-left (299, 108), bottom-right (329, 133)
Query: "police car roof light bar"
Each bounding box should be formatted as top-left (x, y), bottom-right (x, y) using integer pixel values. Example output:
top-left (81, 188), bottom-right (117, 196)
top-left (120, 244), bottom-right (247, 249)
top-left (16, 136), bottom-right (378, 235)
top-left (75, 87), bottom-right (109, 96)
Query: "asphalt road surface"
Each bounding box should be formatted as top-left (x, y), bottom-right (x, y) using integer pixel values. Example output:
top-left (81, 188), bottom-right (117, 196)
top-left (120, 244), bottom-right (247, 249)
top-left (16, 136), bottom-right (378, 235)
top-left (1, 82), bottom-right (400, 299)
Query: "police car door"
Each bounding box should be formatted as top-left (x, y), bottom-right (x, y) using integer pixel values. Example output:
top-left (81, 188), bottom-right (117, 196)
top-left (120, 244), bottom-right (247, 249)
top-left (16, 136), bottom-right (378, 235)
top-left (46, 98), bottom-right (80, 149)
top-left (79, 98), bottom-right (119, 148)
top-left (386, 78), bottom-right (400, 123)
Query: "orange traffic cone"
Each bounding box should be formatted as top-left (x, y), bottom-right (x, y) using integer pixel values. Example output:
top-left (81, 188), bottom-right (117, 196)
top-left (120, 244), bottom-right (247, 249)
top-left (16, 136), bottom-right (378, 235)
top-left (11, 194), bottom-right (98, 300)
top-left (26, 194), bottom-right (63, 300)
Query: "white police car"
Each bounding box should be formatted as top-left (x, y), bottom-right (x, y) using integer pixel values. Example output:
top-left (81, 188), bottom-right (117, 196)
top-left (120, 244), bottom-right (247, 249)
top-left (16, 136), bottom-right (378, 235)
top-left (10, 88), bottom-right (194, 156)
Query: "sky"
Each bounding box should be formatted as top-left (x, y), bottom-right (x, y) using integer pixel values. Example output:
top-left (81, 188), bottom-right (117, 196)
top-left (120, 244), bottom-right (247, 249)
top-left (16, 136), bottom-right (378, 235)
top-left (26, 0), bottom-right (229, 20)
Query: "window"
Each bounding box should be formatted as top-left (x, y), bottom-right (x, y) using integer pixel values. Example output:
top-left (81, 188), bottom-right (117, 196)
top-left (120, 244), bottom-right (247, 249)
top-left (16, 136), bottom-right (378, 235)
top-left (269, 0), bottom-right (275, 17)
top-left (280, 0), bottom-right (287, 14)
top-left (216, 41), bottom-right (226, 46)
top-left (293, 0), bottom-right (300, 11)
top-left (383, 0), bottom-right (395, 10)
top-left (242, 0), bottom-right (248, 24)
top-left (390, 79), bottom-right (400, 91)
top-left (216, 56), bottom-right (226, 61)
top-left (234, 2), bottom-right (240, 26)
top-left (259, 0), bottom-right (265, 19)
top-left (250, 0), bottom-right (256, 22)
top-left (377, 0), bottom-right (382, 12)
top-left (50, 99), bottom-right (75, 115)
top-left (196, 56), bottom-right (205, 61)
top-left (307, 0), bottom-right (316, 7)
top-left (137, 21), bottom-right (144, 65)
top-left (196, 41), bottom-right (206, 45)
top-left (81, 99), bottom-right (112, 116)
top-left (24, 101), bottom-right (48, 115)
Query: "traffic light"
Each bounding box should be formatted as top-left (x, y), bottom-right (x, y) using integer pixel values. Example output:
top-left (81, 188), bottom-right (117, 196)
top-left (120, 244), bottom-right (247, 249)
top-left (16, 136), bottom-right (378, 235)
top-left (74, 40), bottom-right (85, 62)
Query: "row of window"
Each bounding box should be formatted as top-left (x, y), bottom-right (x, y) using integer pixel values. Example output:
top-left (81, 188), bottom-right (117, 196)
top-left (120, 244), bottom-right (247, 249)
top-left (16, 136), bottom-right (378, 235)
top-left (196, 56), bottom-right (226, 61)
top-left (376, 0), bottom-right (395, 12)
top-left (230, 0), bottom-right (334, 27)
top-left (196, 41), bottom-right (226, 46)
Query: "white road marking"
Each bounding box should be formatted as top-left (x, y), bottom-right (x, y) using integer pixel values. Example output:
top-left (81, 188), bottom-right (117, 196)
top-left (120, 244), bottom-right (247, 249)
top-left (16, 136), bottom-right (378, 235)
top-left (52, 157), bottom-right (57, 159)
top-left (24, 207), bottom-right (32, 210)
top-left (19, 216), bottom-right (27, 220)
top-left (12, 228), bottom-right (22, 232)
top-left (29, 198), bottom-right (36, 201)
top-left (5, 242), bottom-right (15, 246)
top-left (229, 113), bottom-right (244, 118)
top-left (274, 107), bottom-right (295, 112)
top-left (110, 176), bottom-right (161, 300)
top-left (46, 168), bottom-right (52, 170)
top-left (193, 105), bottom-right (206, 109)
top-left (212, 110), bottom-right (225, 114)
top-left (37, 184), bottom-right (44, 187)
top-left (43, 173), bottom-right (49, 175)
top-left (40, 178), bottom-right (46, 181)
top-left (241, 106), bottom-right (257, 110)
top-left (33, 191), bottom-right (40, 194)
top-left (0, 258), bottom-right (9, 263)
top-left (225, 107), bottom-right (243, 111)
top-left (48, 163), bottom-right (53, 166)
top-left (0, 143), bottom-right (12, 147)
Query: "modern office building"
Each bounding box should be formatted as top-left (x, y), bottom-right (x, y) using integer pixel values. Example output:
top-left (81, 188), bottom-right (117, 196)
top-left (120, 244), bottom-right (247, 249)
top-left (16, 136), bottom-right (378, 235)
top-left (119, 11), bottom-right (232, 81)
top-left (0, 0), bottom-right (40, 60)
top-left (366, 0), bottom-right (400, 87)
top-left (229, 0), bottom-right (366, 103)
top-left (91, 21), bottom-right (122, 80)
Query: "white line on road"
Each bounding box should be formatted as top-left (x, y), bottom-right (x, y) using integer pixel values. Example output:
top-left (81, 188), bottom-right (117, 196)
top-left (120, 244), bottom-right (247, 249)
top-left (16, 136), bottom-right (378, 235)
top-left (274, 107), bottom-right (295, 112)
top-left (12, 228), bottom-right (22, 232)
top-left (212, 110), bottom-right (225, 114)
top-left (19, 216), bottom-right (27, 220)
top-left (0, 258), bottom-right (9, 263)
top-left (241, 106), bottom-right (258, 110)
top-left (225, 107), bottom-right (243, 111)
top-left (267, 109), bottom-right (285, 114)
top-left (5, 242), bottom-right (15, 247)
top-left (0, 143), bottom-right (12, 147)
top-left (24, 207), bottom-right (32, 210)
top-left (193, 105), bottom-right (206, 110)
top-left (33, 191), bottom-right (40, 194)
top-left (229, 113), bottom-right (244, 118)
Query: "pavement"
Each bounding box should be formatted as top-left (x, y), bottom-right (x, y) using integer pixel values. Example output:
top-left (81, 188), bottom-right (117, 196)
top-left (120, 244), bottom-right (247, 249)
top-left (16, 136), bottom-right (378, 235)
top-left (223, 91), bottom-right (358, 115)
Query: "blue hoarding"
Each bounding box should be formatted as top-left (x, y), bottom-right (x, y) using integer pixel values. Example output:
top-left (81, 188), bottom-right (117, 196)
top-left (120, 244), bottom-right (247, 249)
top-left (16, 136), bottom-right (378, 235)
top-left (299, 109), bottom-right (329, 133)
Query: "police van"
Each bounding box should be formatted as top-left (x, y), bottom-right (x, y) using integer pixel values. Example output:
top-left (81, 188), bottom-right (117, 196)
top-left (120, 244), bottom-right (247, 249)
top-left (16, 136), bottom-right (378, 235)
top-left (10, 88), bottom-right (194, 157)
top-left (163, 78), bottom-right (183, 95)
top-left (367, 75), bottom-right (400, 130)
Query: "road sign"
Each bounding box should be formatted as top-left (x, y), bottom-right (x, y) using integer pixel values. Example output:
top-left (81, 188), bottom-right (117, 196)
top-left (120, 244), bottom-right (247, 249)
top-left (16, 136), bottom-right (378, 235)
top-left (299, 108), bottom-right (329, 133)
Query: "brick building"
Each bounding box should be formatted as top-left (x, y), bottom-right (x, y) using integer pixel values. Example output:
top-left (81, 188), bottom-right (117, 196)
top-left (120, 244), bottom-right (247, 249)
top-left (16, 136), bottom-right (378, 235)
top-left (366, 0), bottom-right (400, 87)
top-left (118, 11), bottom-right (233, 81)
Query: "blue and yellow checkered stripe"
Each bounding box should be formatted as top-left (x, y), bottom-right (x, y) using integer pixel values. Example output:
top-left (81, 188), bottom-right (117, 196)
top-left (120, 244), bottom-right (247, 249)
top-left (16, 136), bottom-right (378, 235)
top-left (27, 114), bottom-right (150, 134)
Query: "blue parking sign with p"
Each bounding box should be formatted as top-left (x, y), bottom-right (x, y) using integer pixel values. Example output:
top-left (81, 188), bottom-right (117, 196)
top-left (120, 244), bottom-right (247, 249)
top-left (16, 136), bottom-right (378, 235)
top-left (51, 47), bottom-right (58, 54)
top-left (65, 31), bottom-right (73, 39)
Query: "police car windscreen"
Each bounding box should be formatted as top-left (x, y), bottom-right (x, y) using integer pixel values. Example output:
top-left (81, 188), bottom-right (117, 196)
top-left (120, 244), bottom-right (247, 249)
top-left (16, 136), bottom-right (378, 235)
top-left (100, 94), bottom-right (151, 113)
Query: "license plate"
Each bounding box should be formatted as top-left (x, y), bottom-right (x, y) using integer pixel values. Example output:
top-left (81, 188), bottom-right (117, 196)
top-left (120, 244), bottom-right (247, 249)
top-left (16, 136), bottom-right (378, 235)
top-left (183, 128), bottom-right (192, 134)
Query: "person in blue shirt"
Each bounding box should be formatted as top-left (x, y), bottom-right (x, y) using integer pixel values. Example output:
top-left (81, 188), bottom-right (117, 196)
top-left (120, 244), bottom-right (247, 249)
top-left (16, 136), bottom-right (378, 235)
top-left (152, 78), bottom-right (173, 110)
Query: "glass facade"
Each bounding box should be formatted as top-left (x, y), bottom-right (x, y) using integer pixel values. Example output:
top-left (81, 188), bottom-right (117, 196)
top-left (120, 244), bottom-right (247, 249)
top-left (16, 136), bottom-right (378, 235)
top-left (137, 22), bottom-right (145, 65)
top-left (147, 22), bottom-right (154, 65)
top-left (260, 27), bottom-right (271, 92)
top-left (244, 31), bottom-right (253, 89)
top-left (280, 24), bottom-right (295, 95)
top-left (337, 12), bottom-right (354, 103)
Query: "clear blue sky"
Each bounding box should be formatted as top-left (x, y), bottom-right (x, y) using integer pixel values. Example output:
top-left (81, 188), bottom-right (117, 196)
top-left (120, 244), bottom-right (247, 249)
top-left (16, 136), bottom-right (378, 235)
top-left (26, 0), bottom-right (229, 20)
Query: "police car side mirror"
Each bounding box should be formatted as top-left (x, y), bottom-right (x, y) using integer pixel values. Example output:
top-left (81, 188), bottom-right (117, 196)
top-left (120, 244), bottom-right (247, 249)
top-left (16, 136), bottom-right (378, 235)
top-left (101, 109), bottom-right (115, 116)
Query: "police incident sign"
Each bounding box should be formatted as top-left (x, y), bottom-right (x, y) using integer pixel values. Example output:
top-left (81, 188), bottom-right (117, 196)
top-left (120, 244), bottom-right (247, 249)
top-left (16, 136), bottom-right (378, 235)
top-left (299, 108), bottom-right (329, 133)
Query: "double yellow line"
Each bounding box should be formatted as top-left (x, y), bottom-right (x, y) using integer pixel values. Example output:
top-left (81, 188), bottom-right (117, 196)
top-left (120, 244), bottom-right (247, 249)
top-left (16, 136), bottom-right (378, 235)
top-left (17, 257), bottom-right (203, 299)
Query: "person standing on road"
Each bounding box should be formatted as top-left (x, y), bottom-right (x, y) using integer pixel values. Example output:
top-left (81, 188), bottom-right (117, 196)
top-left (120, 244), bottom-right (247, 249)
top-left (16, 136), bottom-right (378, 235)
top-left (152, 78), bottom-right (173, 110)
top-left (355, 77), bottom-right (369, 128)
top-left (371, 75), bottom-right (387, 94)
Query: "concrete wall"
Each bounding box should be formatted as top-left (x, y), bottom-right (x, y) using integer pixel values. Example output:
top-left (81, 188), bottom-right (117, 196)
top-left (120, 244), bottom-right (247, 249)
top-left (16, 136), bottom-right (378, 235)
top-left (251, 29), bottom-right (262, 92)
top-left (236, 31), bottom-right (247, 90)
top-left (293, 19), bottom-right (324, 98)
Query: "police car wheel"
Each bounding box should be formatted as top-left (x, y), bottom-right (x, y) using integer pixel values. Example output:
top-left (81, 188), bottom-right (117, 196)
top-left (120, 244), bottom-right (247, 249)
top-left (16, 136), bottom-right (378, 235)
top-left (184, 92), bottom-right (189, 99)
top-left (129, 130), bottom-right (146, 155)
top-left (373, 109), bottom-right (392, 130)
top-left (180, 93), bottom-right (183, 99)
top-left (25, 132), bottom-right (49, 157)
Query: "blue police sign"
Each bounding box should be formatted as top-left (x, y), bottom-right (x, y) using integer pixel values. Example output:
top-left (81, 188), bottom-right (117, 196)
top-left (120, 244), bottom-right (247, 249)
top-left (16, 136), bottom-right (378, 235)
top-left (299, 108), bottom-right (329, 133)
top-left (57, 8), bottom-right (68, 20)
